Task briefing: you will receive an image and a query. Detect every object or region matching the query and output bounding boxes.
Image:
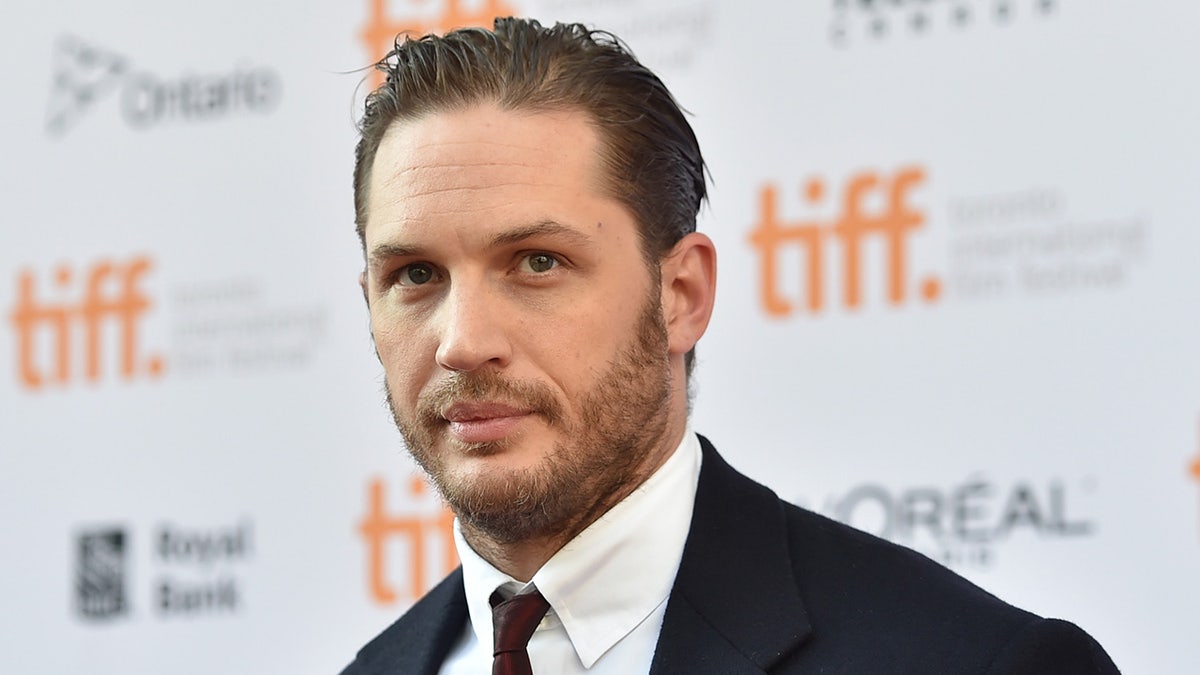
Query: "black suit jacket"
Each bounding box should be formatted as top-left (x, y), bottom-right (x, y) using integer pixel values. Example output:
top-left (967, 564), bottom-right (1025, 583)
top-left (342, 436), bottom-right (1120, 674)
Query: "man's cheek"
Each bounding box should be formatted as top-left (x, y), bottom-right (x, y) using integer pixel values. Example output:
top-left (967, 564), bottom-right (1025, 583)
top-left (392, 355), bottom-right (430, 399)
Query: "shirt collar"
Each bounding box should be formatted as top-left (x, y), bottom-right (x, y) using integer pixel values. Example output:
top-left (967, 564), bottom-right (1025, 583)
top-left (455, 428), bottom-right (702, 667)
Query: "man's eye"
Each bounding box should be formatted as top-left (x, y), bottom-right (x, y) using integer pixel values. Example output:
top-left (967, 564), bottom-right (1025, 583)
top-left (396, 263), bottom-right (438, 286)
top-left (521, 253), bottom-right (558, 274)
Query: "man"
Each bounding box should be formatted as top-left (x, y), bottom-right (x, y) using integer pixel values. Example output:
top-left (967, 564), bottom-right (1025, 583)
top-left (342, 17), bottom-right (1119, 674)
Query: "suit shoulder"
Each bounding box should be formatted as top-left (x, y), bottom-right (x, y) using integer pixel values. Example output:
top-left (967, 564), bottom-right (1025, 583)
top-left (777, 501), bottom-right (1056, 670)
top-left (666, 438), bottom-right (1119, 671)
top-left (985, 618), bottom-right (1121, 674)
top-left (339, 569), bottom-right (467, 675)
top-left (780, 501), bottom-right (1029, 622)
top-left (776, 503), bottom-right (1119, 671)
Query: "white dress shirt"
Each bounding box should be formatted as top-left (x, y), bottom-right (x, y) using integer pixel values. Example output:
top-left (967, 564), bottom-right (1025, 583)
top-left (440, 429), bottom-right (703, 674)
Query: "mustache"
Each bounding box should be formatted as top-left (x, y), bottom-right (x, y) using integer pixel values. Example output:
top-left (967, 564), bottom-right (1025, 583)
top-left (415, 370), bottom-right (566, 428)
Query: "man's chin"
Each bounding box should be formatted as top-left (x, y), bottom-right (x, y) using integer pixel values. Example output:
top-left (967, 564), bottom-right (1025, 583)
top-left (442, 437), bottom-right (512, 458)
top-left (434, 448), bottom-right (555, 494)
top-left (437, 468), bottom-right (565, 543)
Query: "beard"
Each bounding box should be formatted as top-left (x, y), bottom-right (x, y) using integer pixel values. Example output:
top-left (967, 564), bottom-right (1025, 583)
top-left (386, 290), bottom-right (673, 545)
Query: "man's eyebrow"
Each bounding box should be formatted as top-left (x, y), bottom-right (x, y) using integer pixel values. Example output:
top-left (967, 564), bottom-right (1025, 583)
top-left (490, 220), bottom-right (594, 248)
top-left (367, 243), bottom-right (424, 270)
top-left (367, 221), bottom-right (592, 270)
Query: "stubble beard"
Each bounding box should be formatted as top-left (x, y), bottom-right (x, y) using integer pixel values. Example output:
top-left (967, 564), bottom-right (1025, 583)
top-left (386, 291), bottom-right (673, 546)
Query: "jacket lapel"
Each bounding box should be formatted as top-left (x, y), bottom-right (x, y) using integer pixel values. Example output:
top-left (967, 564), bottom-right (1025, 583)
top-left (650, 436), bottom-right (813, 673)
top-left (347, 568), bottom-right (469, 675)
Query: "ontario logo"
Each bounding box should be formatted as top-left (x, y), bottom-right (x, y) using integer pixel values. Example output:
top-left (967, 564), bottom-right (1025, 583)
top-left (45, 35), bottom-right (281, 136)
top-left (9, 256), bottom-right (165, 390)
top-left (749, 165), bottom-right (941, 318)
top-left (360, 0), bottom-right (518, 88)
top-left (358, 475), bottom-right (458, 605)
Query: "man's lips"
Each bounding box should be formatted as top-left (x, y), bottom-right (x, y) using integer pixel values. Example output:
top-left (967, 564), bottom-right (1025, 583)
top-left (442, 402), bottom-right (534, 444)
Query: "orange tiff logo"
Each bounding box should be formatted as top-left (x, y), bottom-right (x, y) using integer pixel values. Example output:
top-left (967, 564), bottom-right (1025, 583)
top-left (359, 475), bottom-right (458, 604)
top-left (748, 166), bottom-right (941, 317)
top-left (1191, 416), bottom-right (1200, 540)
top-left (360, 0), bottom-right (517, 88)
top-left (9, 256), bottom-right (164, 390)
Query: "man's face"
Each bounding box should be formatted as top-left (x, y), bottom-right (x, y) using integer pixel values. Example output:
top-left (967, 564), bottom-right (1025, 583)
top-left (361, 103), bottom-right (676, 544)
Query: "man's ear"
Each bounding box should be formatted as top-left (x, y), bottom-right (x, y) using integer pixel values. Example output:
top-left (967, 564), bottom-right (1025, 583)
top-left (660, 232), bottom-right (717, 358)
top-left (359, 270), bottom-right (382, 360)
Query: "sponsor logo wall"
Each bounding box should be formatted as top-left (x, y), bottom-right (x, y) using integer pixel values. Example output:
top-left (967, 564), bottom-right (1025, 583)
top-left (2, 1), bottom-right (1198, 673)
top-left (358, 476), bottom-right (457, 606)
top-left (11, 256), bottom-right (164, 390)
top-left (748, 165), bottom-right (940, 316)
top-left (806, 472), bottom-right (1097, 570)
top-left (830, 0), bottom-right (1061, 46)
top-left (1193, 418), bottom-right (1200, 537)
top-left (46, 36), bottom-right (282, 136)
top-left (75, 520), bottom-right (255, 622)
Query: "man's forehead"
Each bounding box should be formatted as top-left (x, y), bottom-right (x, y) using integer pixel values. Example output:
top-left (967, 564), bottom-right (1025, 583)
top-left (363, 104), bottom-right (618, 244)
top-left (374, 104), bottom-right (599, 164)
top-left (373, 107), bottom-right (594, 187)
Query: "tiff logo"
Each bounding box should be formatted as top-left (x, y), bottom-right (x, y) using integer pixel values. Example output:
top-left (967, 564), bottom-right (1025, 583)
top-left (9, 256), bottom-right (164, 390)
top-left (1192, 415), bottom-right (1200, 541)
top-left (359, 0), bottom-right (516, 88)
top-left (76, 528), bottom-right (129, 620)
top-left (748, 166), bottom-right (941, 317)
top-left (358, 476), bottom-right (457, 604)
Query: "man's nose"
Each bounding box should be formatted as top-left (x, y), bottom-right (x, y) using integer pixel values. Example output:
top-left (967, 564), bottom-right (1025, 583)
top-left (434, 281), bottom-right (512, 372)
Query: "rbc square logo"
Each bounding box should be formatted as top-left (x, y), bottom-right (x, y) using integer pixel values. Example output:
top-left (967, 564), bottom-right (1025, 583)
top-left (76, 528), bottom-right (129, 620)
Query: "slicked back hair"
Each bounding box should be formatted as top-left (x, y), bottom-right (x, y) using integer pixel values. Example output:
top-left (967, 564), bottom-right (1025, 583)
top-left (353, 17), bottom-right (708, 375)
top-left (354, 17), bottom-right (706, 261)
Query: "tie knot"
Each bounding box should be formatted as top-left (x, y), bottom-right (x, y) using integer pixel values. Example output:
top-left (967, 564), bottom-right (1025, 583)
top-left (491, 589), bottom-right (551, 655)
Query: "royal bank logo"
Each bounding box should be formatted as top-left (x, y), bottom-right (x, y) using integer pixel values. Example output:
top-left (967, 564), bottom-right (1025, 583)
top-left (73, 520), bottom-right (253, 624)
top-left (45, 35), bottom-right (281, 137)
top-left (358, 476), bottom-right (457, 605)
top-left (156, 521), bottom-right (252, 616)
top-left (830, 0), bottom-right (1059, 46)
top-left (9, 256), bottom-right (165, 390)
top-left (360, 0), bottom-right (517, 89)
top-left (749, 165), bottom-right (941, 317)
top-left (76, 528), bottom-right (129, 620)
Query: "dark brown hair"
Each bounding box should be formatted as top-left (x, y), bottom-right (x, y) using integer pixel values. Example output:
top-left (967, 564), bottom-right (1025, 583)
top-left (353, 17), bottom-right (707, 373)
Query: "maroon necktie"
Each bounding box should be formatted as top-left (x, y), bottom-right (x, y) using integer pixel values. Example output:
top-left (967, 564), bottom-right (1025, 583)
top-left (490, 589), bottom-right (551, 675)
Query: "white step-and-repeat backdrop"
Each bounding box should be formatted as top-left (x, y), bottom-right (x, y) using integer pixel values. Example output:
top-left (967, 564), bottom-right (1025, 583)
top-left (3, 1), bottom-right (1197, 672)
